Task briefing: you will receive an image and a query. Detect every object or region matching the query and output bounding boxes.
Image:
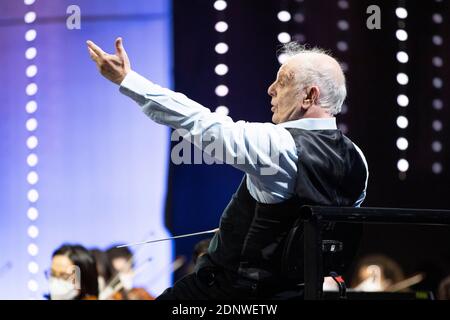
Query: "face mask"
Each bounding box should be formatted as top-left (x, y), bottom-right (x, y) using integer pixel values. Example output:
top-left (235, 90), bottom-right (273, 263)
top-left (119, 273), bottom-right (134, 291)
top-left (49, 277), bottom-right (79, 300)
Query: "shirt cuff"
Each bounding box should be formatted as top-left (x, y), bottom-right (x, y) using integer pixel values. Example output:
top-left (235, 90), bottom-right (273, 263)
top-left (119, 70), bottom-right (155, 106)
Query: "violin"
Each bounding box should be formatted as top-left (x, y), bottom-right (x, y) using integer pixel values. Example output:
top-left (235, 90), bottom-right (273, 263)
top-left (111, 288), bottom-right (154, 300)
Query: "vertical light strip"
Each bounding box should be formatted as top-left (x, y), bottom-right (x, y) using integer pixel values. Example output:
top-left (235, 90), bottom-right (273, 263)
top-left (430, 0), bottom-right (445, 175)
top-left (292, 0), bottom-right (306, 46)
top-left (277, 0), bottom-right (292, 64)
top-left (213, 0), bottom-right (230, 116)
top-left (277, 0), bottom-right (308, 64)
top-left (335, 0), bottom-right (350, 134)
top-left (24, 0), bottom-right (40, 299)
top-left (395, 1), bottom-right (410, 179)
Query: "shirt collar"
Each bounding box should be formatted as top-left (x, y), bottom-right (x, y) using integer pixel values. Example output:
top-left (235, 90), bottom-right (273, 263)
top-left (277, 117), bottom-right (337, 130)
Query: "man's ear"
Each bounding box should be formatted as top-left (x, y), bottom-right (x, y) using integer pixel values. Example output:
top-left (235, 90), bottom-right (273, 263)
top-left (303, 86), bottom-right (320, 107)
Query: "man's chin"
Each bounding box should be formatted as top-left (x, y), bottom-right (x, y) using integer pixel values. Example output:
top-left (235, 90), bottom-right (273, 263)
top-left (272, 114), bottom-right (279, 124)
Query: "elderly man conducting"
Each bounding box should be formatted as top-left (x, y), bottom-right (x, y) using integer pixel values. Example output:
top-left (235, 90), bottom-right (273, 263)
top-left (87, 38), bottom-right (368, 299)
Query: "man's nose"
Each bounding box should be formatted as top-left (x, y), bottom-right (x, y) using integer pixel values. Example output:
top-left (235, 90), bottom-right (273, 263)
top-left (267, 83), bottom-right (276, 97)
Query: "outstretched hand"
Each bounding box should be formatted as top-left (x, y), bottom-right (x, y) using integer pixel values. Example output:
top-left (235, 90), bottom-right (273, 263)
top-left (87, 37), bottom-right (131, 85)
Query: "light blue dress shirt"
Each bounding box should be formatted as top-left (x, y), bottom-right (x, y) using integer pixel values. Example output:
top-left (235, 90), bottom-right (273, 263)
top-left (120, 71), bottom-right (368, 205)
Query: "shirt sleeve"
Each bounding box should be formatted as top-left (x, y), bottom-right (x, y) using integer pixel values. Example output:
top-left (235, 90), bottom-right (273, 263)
top-left (119, 71), bottom-right (298, 196)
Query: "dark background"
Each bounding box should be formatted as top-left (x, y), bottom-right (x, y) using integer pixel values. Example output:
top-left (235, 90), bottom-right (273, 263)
top-left (168, 0), bottom-right (450, 293)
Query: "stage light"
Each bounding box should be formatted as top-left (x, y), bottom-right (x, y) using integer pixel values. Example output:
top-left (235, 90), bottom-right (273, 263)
top-left (277, 32), bottom-right (291, 43)
top-left (215, 64), bottom-right (228, 76)
top-left (432, 98), bottom-right (443, 110)
top-left (397, 94), bottom-right (409, 107)
top-left (215, 106), bottom-right (229, 116)
top-left (214, 0), bottom-right (227, 11)
top-left (215, 42), bottom-right (228, 54)
top-left (396, 29), bottom-right (408, 41)
top-left (27, 280), bottom-right (38, 292)
top-left (215, 21), bottom-right (228, 32)
top-left (28, 262), bottom-right (39, 274)
top-left (215, 85), bottom-right (229, 97)
top-left (337, 0), bottom-right (349, 10)
top-left (337, 41), bottom-right (348, 52)
top-left (397, 159), bottom-right (409, 172)
top-left (26, 101), bottom-right (38, 113)
top-left (27, 243), bottom-right (39, 256)
top-left (292, 33), bottom-right (306, 43)
top-left (396, 137), bottom-right (409, 150)
top-left (27, 189), bottom-right (39, 203)
top-left (27, 171), bottom-right (39, 185)
top-left (28, 225), bottom-right (39, 239)
top-left (26, 65), bottom-right (37, 78)
top-left (293, 13), bottom-right (305, 23)
top-left (337, 20), bottom-right (349, 30)
top-left (432, 77), bottom-right (443, 89)
top-left (396, 116), bottom-right (408, 129)
top-left (432, 13), bottom-right (443, 24)
top-left (432, 35), bottom-right (443, 46)
top-left (396, 51), bottom-right (409, 63)
top-left (25, 47), bottom-right (37, 60)
top-left (395, 8), bottom-right (408, 19)
top-left (432, 141), bottom-right (442, 152)
top-left (395, 3), bottom-right (410, 177)
top-left (26, 136), bottom-right (38, 149)
top-left (27, 207), bottom-right (39, 221)
top-left (26, 83), bottom-right (38, 96)
top-left (432, 120), bottom-right (443, 132)
top-left (432, 162), bottom-right (443, 174)
top-left (432, 56), bottom-right (443, 67)
top-left (277, 11), bottom-right (291, 22)
top-left (340, 62), bottom-right (349, 72)
top-left (396, 73), bottom-right (409, 85)
top-left (277, 53), bottom-right (288, 64)
top-left (338, 123), bottom-right (348, 134)
top-left (27, 154), bottom-right (38, 167)
top-left (25, 1), bottom-right (40, 299)
top-left (26, 118), bottom-right (38, 131)
top-left (25, 29), bottom-right (37, 41)
top-left (213, 1), bottom-right (229, 135)
top-left (24, 11), bottom-right (36, 24)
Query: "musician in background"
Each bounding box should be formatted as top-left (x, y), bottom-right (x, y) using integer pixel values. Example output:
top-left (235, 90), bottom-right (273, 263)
top-left (90, 248), bottom-right (115, 295)
top-left (106, 245), bottom-right (134, 291)
top-left (350, 254), bottom-right (405, 292)
top-left (104, 245), bottom-right (154, 300)
top-left (193, 238), bottom-right (212, 266)
top-left (48, 244), bottom-right (98, 300)
top-left (438, 275), bottom-right (450, 300)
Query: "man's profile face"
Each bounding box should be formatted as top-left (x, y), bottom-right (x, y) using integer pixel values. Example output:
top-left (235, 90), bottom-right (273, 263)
top-left (267, 62), bottom-right (303, 124)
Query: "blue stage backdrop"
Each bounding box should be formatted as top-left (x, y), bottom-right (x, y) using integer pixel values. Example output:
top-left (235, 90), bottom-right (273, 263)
top-left (0, 0), bottom-right (173, 299)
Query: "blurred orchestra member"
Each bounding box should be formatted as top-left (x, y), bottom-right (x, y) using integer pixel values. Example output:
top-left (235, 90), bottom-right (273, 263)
top-left (351, 254), bottom-right (405, 292)
top-left (106, 245), bottom-right (134, 291)
top-left (90, 248), bottom-right (115, 294)
top-left (438, 275), bottom-right (450, 300)
top-left (48, 244), bottom-right (99, 300)
top-left (192, 238), bottom-right (212, 266)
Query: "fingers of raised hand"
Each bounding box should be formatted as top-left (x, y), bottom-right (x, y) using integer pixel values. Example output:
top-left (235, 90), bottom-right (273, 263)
top-left (86, 40), bottom-right (106, 57)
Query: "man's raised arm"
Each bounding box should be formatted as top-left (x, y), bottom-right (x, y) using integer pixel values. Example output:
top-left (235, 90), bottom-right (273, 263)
top-left (86, 39), bottom-right (297, 181)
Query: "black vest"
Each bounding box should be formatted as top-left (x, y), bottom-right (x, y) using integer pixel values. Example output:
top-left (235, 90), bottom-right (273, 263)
top-left (199, 128), bottom-right (367, 287)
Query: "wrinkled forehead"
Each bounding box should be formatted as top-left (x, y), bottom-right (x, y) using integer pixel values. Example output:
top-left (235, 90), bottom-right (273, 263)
top-left (277, 63), bottom-right (296, 80)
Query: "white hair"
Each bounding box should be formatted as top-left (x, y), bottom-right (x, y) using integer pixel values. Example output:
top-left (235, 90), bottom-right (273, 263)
top-left (279, 42), bottom-right (347, 115)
